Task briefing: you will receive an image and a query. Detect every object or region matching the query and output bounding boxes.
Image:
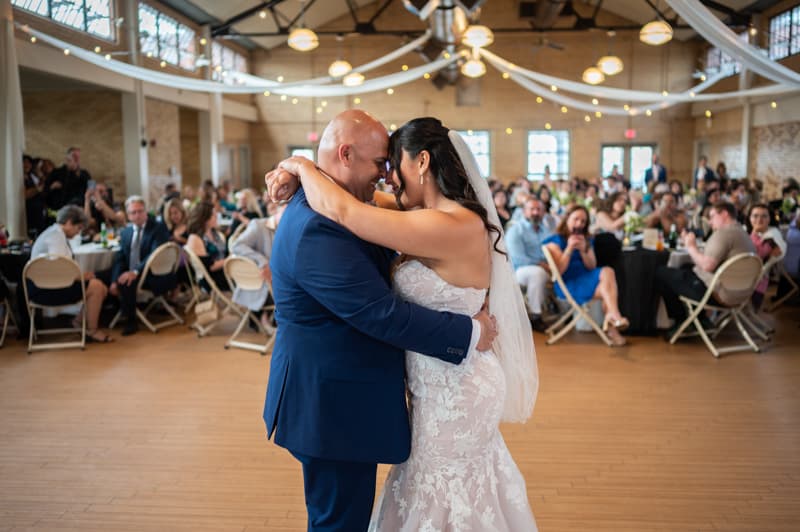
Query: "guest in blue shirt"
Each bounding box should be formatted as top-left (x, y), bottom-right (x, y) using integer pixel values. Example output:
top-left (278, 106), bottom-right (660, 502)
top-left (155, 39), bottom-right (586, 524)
top-left (543, 204), bottom-right (629, 346)
top-left (506, 196), bottom-right (553, 331)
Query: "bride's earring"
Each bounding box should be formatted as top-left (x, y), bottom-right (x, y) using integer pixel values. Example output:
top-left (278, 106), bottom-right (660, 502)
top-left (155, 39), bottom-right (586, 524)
top-left (419, 173), bottom-right (424, 185)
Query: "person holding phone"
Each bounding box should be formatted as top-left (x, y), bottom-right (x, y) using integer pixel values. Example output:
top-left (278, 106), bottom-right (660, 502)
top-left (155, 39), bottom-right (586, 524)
top-left (84, 182), bottom-right (125, 234)
top-left (748, 203), bottom-right (787, 307)
top-left (544, 204), bottom-right (629, 346)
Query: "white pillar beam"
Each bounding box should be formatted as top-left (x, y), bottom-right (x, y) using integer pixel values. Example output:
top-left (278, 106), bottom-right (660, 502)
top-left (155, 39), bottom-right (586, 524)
top-left (1, 0), bottom-right (26, 238)
top-left (120, 0), bottom-right (148, 198)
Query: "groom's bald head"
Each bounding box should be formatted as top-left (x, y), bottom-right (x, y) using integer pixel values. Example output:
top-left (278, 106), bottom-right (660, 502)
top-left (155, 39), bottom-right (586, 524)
top-left (317, 110), bottom-right (389, 202)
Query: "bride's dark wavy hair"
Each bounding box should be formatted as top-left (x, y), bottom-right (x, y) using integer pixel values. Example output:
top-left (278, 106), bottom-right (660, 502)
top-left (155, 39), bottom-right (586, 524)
top-left (389, 117), bottom-right (504, 255)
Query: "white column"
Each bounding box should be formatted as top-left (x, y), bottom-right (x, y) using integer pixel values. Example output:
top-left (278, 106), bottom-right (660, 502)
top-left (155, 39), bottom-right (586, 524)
top-left (120, 0), bottom-right (148, 198)
top-left (0, 0), bottom-right (26, 238)
top-left (199, 92), bottom-right (224, 185)
top-left (196, 25), bottom-right (220, 185)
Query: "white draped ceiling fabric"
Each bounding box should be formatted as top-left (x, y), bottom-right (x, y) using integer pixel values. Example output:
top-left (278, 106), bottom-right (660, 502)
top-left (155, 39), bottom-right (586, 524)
top-left (2, 0), bottom-right (25, 238)
top-left (12, 0), bottom-right (800, 110)
top-left (667, 0), bottom-right (800, 88)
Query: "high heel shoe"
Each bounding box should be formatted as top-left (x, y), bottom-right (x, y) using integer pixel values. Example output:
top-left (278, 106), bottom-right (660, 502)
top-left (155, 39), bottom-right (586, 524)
top-left (606, 328), bottom-right (627, 347)
top-left (602, 315), bottom-right (630, 332)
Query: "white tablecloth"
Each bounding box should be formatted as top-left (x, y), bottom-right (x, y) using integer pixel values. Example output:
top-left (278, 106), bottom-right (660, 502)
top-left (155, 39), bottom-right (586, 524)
top-left (71, 242), bottom-right (119, 272)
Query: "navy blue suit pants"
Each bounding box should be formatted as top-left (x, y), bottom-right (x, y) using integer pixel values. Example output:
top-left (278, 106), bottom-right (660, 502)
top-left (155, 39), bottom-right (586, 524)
top-left (291, 451), bottom-right (377, 532)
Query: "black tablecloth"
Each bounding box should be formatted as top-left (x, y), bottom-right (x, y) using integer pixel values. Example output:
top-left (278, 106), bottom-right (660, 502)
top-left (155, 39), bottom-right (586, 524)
top-left (0, 250), bottom-right (30, 285)
top-left (617, 248), bottom-right (669, 335)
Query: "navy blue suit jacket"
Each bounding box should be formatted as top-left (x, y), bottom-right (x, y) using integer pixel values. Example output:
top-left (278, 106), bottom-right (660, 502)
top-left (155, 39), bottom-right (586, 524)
top-left (644, 165), bottom-right (668, 186)
top-left (112, 216), bottom-right (170, 282)
top-left (263, 190), bottom-right (473, 464)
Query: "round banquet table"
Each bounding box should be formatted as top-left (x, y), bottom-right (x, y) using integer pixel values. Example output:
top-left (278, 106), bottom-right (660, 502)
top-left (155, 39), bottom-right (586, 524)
top-left (70, 242), bottom-right (119, 273)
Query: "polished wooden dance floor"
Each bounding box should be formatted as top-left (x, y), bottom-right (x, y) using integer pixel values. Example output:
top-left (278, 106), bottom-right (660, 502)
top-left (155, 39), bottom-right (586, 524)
top-left (0, 308), bottom-right (798, 531)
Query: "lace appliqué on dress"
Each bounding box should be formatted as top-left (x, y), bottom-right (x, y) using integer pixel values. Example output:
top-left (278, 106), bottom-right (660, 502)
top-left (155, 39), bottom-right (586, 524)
top-left (369, 261), bottom-right (537, 532)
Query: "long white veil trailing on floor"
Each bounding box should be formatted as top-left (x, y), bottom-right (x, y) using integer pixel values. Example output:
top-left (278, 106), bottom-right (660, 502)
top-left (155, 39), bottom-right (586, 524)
top-left (448, 130), bottom-right (539, 422)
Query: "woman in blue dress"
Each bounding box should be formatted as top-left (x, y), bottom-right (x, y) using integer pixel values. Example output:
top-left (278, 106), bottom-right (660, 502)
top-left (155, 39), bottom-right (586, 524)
top-left (544, 205), bottom-right (629, 346)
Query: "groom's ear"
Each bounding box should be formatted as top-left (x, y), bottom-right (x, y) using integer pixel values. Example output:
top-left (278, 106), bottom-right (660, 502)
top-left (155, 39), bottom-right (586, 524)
top-left (338, 144), bottom-right (353, 167)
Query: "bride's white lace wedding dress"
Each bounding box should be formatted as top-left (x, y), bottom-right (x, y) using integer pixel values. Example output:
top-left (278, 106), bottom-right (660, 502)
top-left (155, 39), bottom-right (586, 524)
top-left (369, 260), bottom-right (537, 532)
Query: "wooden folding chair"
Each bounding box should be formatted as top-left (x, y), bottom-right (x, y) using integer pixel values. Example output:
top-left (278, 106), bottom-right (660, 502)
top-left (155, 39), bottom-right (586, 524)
top-left (541, 245), bottom-right (613, 346)
top-left (669, 253), bottom-right (764, 358)
top-left (109, 242), bottom-right (184, 333)
top-left (183, 247), bottom-right (242, 337)
top-left (22, 255), bottom-right (86, 353)
top-left (223, 256), bottom-right (276, 354)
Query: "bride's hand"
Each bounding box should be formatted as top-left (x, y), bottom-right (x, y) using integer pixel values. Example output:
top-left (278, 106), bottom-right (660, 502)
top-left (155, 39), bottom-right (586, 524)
top-left (474, 308), bottom-right (498, 351)
top-left (265, 156), bottom-right (312, 203)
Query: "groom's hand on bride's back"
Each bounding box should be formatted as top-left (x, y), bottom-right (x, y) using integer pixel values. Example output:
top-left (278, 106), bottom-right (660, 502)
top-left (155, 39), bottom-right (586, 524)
top-left (265, 166), bottom-right (300, 203)
top-left (474, 309), bottom-right (498, 352)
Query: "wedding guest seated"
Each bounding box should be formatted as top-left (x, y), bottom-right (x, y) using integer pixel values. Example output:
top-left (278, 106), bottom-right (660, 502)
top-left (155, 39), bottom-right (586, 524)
top-left (229, 188), bottom-right (264, 237)
top-left (83, 182), bottom-right (125, 234)
top-left (777, 211), bottom-right (800, 301)
top-left (748, 204), bottom-right (787, 308)
top-left (29, 205), bottom-right (112, 343)
top-left (544, 205), bottom-right (629, 346)
top-left (655, 201), bottom-right (756, 337)
top-left (493, 189), bottom-right (511, 228)
top-left (110, 196), bottom-right (172, 336)
top-left (164, 198), bottom-right (189, 245)
top-left (669, 180), bottom-right (685, 206)
top-left (156, 182), bottom-right (180, 221)
top-left (185, 201), bottom-right (229, 291)
top-left (592, 192), bottom-right (627, 239)
top-left (646, 192), bottom-right (688, 235)
top-left (506, 196), bottom-right (553, 331)
top-left (230, 206), bottom-right (286, 328)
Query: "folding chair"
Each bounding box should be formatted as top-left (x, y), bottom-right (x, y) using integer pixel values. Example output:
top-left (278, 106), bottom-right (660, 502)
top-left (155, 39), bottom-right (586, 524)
top-left (22, 255), bottom-right (86, 353)
top-left (541, 245), bottom-right (613, 346)
top-left (227, 222), bottom-right (248, 250)
top-left (109, 242), bottom-right (184, 333)
top-left (763, 261), bottom-right (799, 311)
top-left (738, 253), bottom-right (783, 340)
top-left (223, 256), bottom-right (276, 354)
top-left (183, 247), bottom-right (242, 337)
top-left (669, 253), bottom-right (763, 358)
top-left (0, 297), bottom-right (17, 348)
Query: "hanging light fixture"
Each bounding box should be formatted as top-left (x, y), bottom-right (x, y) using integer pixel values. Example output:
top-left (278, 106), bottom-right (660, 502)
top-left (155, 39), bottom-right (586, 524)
top-left (461, 25), bottom-right (494, 48)
top-left (328, 59), bottom-right (352, 78)
top-left (597, 55), bottom-right (624, 76)
top-left (342, 72), bottom-right (365, 87)
top-left (640, 20), bottom-right (673, 46)
top-left (582, 66), bottom-right (605, 85)
top-left (461, 57), bottom-right (487, 78)
top-left (288, 27), bottom-right (319, 52)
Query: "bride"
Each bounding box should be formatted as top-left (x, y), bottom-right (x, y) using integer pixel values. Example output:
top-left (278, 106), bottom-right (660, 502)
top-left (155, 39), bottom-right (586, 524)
top-left (277, 117), bottom-right (539, 531)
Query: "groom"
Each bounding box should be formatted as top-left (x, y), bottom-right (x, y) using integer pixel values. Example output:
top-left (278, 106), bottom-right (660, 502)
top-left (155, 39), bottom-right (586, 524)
top-left (263, 110), bottom-right (496, 531)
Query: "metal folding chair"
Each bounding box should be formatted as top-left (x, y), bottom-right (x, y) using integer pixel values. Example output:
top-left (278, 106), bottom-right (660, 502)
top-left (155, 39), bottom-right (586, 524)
top-left (669, 253), bottom-right (764, 358)
top-left (0, 297), bottom-right (17, 348)
top-left (223, 256), bottom-right (276, 354)
top-left (183, 247), bottom-right (242, 337)
top-left (109, 242), bottom-right (184, 333)
top-left (22, 255), bottom-right (86, 353)
top-left (541, 245), bottom-right (613, 346)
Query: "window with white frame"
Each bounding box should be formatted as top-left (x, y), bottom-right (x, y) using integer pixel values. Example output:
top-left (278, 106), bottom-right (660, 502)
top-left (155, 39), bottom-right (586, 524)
top-left (12, 0), bottom-right (114, 40)
top-left (455, 130), bottom-right (491, 178)
top-left (769, 6), bottom-right (800, 60)
top-left (601, 144), bottom-right (655, 190)
top-left (137, 3), bottom-right (197, 70)
top-left (527, 130), bottom-right (569, 180)
top-left (705, 32), bottom-right (748, 76)
top-left (211, 42), bottom-right (249, 81)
